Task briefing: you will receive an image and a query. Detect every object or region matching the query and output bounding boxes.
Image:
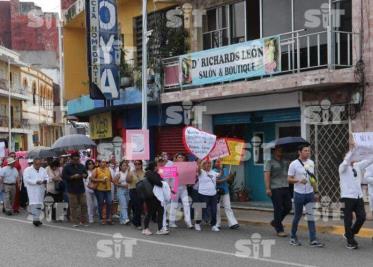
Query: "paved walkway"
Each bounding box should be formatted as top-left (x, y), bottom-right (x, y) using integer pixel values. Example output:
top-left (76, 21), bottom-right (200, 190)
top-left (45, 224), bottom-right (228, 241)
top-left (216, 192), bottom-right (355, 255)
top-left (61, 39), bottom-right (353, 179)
top-left (227, 202), bottom-right (373, 238)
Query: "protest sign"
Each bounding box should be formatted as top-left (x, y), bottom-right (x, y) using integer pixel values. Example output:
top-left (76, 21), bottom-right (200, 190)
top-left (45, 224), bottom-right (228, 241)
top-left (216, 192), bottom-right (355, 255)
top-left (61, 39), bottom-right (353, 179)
top-left (183, 126), bottom-right (216, 160)
top-left (353, 132), bottom-right (373, 148)
top-left (159, 166), bottom-right (179, 200)
top-left (125, 130), bottom-right (150, 160)
top-left (209, 138), bottom-right (230, 160)
top-left (173, 162), bottom-right (198, 185)
top-left (221, 138), bottom-right (245, 166)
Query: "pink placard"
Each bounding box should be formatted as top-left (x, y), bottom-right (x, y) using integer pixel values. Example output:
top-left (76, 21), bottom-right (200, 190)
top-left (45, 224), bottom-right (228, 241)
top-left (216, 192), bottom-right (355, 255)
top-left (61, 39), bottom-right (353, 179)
top-left (125, 130), bottom-right (150, 160)
top-left (159, 166), bottom-right (179, 200)
top-left (209, 138), bottom-right (230, 160)
top-left (19, 159), bottom-right (29, 175)
top-left (173, 162), bottom-right (198, 185)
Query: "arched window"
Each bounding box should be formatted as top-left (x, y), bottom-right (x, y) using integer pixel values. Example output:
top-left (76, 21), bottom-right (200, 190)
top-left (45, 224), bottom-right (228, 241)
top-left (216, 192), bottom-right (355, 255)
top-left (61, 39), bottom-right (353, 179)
top-left (32, 82), bottom-right (36, 105)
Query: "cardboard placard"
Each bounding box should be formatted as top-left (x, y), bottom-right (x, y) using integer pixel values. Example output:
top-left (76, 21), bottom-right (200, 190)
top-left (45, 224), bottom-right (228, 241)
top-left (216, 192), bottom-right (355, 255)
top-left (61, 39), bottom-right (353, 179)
top-left (209, 138), bottom-right (230, 160)
top-left (173, 162), bottom-right (198, 185)
top-left (183, 126), bottom-right (216, 160)
top-left (125, 130), bottom-right (150, 160)
top-left (221, 138), bottom-right (245, 166)
top-left (159, 166), bottom-right (179, 200)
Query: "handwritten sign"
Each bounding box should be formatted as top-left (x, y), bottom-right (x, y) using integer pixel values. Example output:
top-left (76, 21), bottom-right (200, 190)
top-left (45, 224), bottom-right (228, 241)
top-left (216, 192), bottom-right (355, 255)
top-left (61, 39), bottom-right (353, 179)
top-left (353, 132), bottom-right (373, 148)
top-left (209, 138), bottom-right (230, 160)
top-left (173, 162), bottom-right (198, 185)
top-left (221, 138), bottom-right (245, 166)
top-left (125, 130), bottom-right (150, 160)
top-left (183, 126), bottom-right (216, 160)
top-left (159, 166), bottom-right (179, 200)
top-left (0, 142), bottom-right (5, 158)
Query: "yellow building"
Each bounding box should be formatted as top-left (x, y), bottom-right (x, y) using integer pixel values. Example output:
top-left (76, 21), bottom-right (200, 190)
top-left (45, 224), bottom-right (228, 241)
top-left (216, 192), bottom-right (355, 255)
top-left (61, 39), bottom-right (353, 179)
top-left (0, 46), bottom-right (31, 151)
top-left (62, 0), bottom-right (175, 101)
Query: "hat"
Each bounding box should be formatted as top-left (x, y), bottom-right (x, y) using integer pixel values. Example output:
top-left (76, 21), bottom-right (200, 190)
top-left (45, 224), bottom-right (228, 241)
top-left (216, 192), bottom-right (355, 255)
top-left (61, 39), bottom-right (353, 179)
top-left (28, 159), bottom-right (33, 164)
top-left (7, 157), bottom-right (16, 165)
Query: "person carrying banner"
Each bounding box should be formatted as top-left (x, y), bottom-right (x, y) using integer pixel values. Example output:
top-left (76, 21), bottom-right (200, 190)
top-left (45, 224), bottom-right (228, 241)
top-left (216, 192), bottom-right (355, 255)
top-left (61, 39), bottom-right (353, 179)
top-left (169, 153), bottom-right (193, 229)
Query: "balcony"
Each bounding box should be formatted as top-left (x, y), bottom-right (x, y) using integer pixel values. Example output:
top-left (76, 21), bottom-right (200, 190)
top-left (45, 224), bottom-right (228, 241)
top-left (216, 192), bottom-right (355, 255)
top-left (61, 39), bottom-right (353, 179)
top-left (0, 116), bottom-right (30, 130)
top-left (0, 79), bottom-right (30, 101)
top-left (161, 29), bottom-right (360, 103)
top-left (62, 0), bottom-right (85, 25)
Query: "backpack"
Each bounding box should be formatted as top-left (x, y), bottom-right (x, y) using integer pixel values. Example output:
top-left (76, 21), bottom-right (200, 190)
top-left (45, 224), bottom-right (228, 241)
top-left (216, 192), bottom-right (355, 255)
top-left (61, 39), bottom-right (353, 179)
top-left (136, 178), bottom-right (154, 200)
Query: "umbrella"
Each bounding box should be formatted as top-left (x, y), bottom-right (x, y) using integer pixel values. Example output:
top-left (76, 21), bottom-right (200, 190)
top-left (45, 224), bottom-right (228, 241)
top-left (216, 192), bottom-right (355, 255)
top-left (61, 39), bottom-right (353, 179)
top-left (27, 146), bottom-right (57, 159)
top-left (51, 134), bottom-right (96, 152)
top-left (275, 137), bottom-right (309, 151)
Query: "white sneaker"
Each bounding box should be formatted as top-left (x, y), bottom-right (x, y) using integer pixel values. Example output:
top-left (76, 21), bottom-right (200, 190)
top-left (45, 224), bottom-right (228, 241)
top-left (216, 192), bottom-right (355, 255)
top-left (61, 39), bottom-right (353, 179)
top-left (156, 229), bottom-right (169, 235)
top-left (142, 229), bottom-right (152, 236)
top-left (72, 224), bottom-right (80, 228)
top-left (169, 223), bottom-right (178, 228)
top-left (194, 224), bottom-right (201, 231)
top-left (211, 225), bottom-right (220, 232)
top-left (186, 223), bottom-right (193, 229)
top-left (124, 219), bottom-right (130, 225)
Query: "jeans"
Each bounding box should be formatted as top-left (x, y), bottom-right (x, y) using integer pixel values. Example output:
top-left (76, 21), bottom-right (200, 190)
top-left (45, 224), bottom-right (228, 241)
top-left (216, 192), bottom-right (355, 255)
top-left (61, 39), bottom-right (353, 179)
top-left (3, 184), bottom-right (16, 212)
top-left (96, 190), bottom-right (112, 222)
top-left (342, 198), bottom-right (366, 241)
top-left (144, 197), bottom-right (164, 231)
top-left (46, 192), bottom-right (64, 221)
top-left (169, 185), bottom-right (192, 226)
top-left (29, 204), bottom-right (43, 222)
top-left (196, 194), bottom-right (218, 226)
top-left (85, 191), bottom-right (98, 223)
top-left (129, 189), bottom-right (143, 227)
top-left (271, 187), bottom-right (292, 233)
top-left (117, 187), bottom-right (130, 224)
top-left (291, 192), bottom-right (317, 241)
top-left (217, 193), bottom-right (238, 227)
top-left (68, 193), bottom-right (88, 225)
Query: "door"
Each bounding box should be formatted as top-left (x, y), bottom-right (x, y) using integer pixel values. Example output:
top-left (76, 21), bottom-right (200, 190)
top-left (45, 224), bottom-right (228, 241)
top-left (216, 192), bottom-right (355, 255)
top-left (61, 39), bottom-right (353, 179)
top-left (245, 123), bottom-right (276, 202)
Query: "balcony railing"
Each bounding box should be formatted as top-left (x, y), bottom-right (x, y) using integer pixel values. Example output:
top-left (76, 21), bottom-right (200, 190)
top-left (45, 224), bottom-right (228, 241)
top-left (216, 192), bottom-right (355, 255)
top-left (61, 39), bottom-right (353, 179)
top-left (162, 29), bottom-right (360, 91)
top-left (0, 116), bottom-right (30, 129)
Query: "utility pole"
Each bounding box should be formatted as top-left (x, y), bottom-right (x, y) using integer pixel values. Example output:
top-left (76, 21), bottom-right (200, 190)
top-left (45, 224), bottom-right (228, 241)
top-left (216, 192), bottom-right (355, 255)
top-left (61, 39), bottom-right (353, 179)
top-left (141, 0), bottom-right (148, 130)
top-left (7, 58), bottom-right (12, 151)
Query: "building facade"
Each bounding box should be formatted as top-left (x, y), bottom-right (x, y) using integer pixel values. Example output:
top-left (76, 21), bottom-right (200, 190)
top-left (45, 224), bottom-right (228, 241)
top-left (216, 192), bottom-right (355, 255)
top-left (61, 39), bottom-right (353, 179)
top-left (63, 0), bottom-right (372, 203)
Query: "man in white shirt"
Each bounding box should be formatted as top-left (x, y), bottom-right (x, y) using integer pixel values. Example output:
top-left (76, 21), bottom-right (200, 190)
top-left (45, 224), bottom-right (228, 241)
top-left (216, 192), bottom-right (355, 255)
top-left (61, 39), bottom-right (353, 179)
top-left (0, 158), bottom-right (20, 215)
top-left (23, 158), bottom-right (49, 227)
top-left (288, 144), bottom-right (324, 247)
top-left (339, 149), bottom-right (367, 249)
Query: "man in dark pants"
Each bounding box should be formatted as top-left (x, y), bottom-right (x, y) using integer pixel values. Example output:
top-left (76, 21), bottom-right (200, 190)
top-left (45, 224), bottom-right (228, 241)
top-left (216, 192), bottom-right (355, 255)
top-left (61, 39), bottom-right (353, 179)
top-left (339, 149), bottom-right (366, 249)
top-left (264, 146), bottom-right (291, 237)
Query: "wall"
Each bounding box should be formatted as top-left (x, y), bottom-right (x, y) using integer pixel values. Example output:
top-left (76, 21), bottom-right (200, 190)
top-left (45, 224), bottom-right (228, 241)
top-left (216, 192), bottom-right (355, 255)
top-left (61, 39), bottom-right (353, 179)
top-left (0, 1), bottom-right (12, 48)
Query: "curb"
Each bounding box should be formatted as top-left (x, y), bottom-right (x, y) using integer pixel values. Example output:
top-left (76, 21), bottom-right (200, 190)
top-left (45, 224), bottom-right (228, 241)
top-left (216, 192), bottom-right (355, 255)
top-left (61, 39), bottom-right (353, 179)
top-left (228, 218), bottom-right (373, 239)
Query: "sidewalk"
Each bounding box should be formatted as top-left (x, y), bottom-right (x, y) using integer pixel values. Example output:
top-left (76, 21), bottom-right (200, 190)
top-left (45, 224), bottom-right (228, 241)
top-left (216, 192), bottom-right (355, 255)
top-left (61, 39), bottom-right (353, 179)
top-left (223, 203), bottom-right (373, 239)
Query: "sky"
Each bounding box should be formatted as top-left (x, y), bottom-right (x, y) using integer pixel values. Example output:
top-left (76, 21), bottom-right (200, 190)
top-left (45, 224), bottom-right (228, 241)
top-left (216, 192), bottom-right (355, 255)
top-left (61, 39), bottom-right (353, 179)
top-left (20, 0), bottom-right (61, 14)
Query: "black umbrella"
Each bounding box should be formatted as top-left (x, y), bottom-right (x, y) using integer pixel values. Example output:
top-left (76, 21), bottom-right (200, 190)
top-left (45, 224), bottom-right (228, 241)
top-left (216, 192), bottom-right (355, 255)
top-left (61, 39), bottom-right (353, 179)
top-left (275, 137), bottom-right (309, 150)
top-left (27, 146), bottom-right (57, 159)
top-left (52, 134), bottom-right (96, 153)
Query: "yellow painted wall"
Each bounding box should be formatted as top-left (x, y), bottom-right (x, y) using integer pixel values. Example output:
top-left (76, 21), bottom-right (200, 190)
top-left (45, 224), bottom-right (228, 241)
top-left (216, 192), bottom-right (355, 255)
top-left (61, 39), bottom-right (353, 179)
top-left (63, 26), bottom-right (89, 101)
top-left (63, 0), bottom-right (176, 101)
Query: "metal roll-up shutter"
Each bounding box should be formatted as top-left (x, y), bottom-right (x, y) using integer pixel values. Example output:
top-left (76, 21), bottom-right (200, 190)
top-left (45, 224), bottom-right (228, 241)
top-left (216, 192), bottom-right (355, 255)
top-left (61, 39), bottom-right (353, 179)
top-left (155, 126), bottom-right (187, 157)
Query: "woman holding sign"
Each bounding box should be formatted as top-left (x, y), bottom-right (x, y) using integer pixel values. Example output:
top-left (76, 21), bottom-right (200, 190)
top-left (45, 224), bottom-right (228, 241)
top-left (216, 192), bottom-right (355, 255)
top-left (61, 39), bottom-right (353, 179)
top-left (169, 153), bottom-right (193, 229)
top-left (195, 160), bottom-right (220, 232)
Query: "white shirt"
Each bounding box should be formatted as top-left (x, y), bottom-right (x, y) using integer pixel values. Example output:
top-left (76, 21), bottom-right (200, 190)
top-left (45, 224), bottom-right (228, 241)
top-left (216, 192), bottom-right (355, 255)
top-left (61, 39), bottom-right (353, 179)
top-left (116, 170), bottom-right (128, 186)
top-left (198, 169), bottom-right (218, 196)
top-left (153, 181), bottom-right (171, 207)
top-left (23, 166), bottom-right (49, 205)
top-left (339, 151), bottom-right (364, 199)
top-left (288, 159), bottom-right (315, 194)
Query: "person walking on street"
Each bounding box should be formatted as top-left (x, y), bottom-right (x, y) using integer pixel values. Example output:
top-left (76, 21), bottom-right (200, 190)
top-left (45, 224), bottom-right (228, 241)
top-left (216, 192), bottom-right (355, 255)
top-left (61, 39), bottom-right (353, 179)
top-left (127, 160), bottom-right (145, 229)
top-left (113, 160), bottom-right (131, 225)
top-left (339, 149), bottom-right (367, 249)
top-left (214, 159), bottom-right (239, 230)
top-left (23, 158), bottom-right (49, 226)
top-left (169, 153), bottom-right (193, 229)
top-left (288, 144), bottom-right (324, 247)
top-left (0, 157), bottom-right (20, 215)
top-left (91, 159), bottom-right (113, 225)
top-left (84, 160), bottom-right (98, 224)
top-left (46, 159), bottom-right (64, 221)
top-left (62, 152), bottom-right (89, 227)
top-left (264, 146), bottom-right (291, 237)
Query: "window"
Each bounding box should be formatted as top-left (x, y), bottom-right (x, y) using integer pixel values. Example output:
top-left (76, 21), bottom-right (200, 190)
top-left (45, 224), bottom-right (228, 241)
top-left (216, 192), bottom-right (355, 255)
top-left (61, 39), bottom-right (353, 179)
top-left (262, 0), bottom-right (292, 37)
top-left (230, 1), bottom-right (246, 43)
top-left (32, 82), bottom-right (36, 105)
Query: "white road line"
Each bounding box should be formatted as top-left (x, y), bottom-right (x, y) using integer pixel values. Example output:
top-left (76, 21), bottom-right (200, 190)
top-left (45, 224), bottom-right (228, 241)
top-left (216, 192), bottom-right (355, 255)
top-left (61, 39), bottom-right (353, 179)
top-left (0, 216), bottom-right (318, 267)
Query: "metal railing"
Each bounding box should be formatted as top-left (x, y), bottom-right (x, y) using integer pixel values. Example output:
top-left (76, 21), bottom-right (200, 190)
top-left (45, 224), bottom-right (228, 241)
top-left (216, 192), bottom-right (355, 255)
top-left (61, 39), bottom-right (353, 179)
top-left (162, 29), bottom-right (360, 91)
top-left (0, 116), bottom-right (29, 129)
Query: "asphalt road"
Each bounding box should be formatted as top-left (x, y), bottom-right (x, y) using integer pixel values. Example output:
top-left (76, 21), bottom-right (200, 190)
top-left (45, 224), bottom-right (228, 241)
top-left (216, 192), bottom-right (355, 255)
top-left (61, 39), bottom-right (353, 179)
top-left (0, 212), bottom-right (372, 267)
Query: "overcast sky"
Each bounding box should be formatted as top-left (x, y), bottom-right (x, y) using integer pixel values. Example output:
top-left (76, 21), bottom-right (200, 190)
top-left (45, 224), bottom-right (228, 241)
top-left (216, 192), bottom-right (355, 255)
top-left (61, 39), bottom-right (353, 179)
top-left (19, 0), bottom-right (61, 14)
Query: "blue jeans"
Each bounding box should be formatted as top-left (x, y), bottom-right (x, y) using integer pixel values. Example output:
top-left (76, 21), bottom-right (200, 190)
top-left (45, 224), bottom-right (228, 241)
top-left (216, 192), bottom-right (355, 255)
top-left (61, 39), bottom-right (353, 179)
top-left (196, 194), bottom-right (218, 226)
top-left (96, 191), bottom-right (112, 222)
top-left (291, 192), bottom-right (317, 242)
top-left (117, 187), bottom-right (130, 223)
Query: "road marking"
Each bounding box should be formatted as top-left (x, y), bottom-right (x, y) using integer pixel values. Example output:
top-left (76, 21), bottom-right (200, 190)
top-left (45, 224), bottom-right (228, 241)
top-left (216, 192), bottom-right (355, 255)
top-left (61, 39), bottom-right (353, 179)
top-left (0, 216), bottom-right (318, 267)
